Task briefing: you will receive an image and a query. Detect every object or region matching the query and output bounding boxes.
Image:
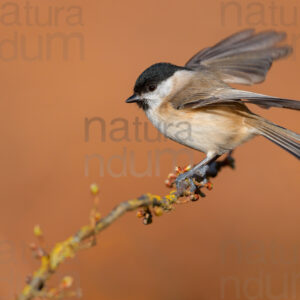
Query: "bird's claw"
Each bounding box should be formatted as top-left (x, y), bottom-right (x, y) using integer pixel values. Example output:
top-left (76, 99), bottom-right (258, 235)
top-left (175, 173), bottom-right (197, 197)
top-left (163, 164), bottom-right (210, 198)
top-left (175, 171), bottom-right (210, 198)
top-left (165, 156), bottom-right (236, 198)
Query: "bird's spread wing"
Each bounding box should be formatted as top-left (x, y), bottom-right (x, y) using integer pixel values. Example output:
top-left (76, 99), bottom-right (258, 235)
top-left (185, 29), bottom-right (292, 85)
top-left (172, 87), bottom-right (300, 111)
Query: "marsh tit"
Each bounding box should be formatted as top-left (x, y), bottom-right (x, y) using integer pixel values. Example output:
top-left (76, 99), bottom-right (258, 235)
top-left (125, 29), bottom-right (300, 194)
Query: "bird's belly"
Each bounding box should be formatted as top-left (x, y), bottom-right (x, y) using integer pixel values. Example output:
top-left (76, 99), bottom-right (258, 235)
top-left (146, 107), bottom-right (255, 154)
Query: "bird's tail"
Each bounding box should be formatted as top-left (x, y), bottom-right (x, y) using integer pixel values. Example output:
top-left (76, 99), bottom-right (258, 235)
top-left (250, 117), bottom-right (300, 159)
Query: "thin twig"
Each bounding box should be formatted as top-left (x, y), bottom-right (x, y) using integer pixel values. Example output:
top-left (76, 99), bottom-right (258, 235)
top-left (16, 156), bottom-right (234, 300)
top-left (17, 192), bottom-right (177, 300)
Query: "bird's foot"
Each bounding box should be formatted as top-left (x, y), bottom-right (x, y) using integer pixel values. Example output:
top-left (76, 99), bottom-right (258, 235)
top-left (165, 165), bottom-right (213, 199)
top-left (164, 154), bottom-right (235, 199)
top-left (175, 165), bottom-right (212, 197)
top-left (165, 165), bottom-right (191, 190)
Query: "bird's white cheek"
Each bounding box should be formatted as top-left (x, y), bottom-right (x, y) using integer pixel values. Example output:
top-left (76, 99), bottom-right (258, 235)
top-left (144, 77), bottom-right (174, 101)
top-left (157, 77), bottom-right (173, 98)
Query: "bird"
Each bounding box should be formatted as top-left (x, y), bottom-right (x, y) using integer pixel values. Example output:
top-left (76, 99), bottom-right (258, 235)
top-left (125, 29), bottom-right (300, 195)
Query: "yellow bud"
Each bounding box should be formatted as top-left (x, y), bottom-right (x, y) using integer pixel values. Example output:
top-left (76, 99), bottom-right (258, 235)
top-left (90, 183), bottom-right (99, 195)
top-left (94, 212), bottom-right (101, 221)
top-left (136, 210), bottom-right (144, 218)
top-left (33, 225), bottom-right (43, 237)
top-left (184, 165), bottom-right (192, 171)
top-left (61, 276), bottom-right (73, 288)
top-left (153, 206), bottom-right (163, 216)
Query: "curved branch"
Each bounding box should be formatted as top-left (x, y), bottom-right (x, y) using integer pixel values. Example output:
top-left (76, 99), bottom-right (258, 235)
top-left (17, 155), bottom-right (234, 300)
top-left (17, 192), bottom-right (177, 300)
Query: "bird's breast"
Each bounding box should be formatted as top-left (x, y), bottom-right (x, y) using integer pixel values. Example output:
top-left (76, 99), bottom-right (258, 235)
top-left (145, 103), bottom-right (256, 154)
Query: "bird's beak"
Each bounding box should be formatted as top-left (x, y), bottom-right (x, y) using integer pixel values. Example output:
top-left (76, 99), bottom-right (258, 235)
top-left (125, 94), bottom-right (140, 103)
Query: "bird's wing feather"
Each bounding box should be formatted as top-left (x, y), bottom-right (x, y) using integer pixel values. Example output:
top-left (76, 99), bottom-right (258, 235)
top-left (185, 29), bottom-right (292, 85)
top-left (172, 86), bottom-right (300, 111)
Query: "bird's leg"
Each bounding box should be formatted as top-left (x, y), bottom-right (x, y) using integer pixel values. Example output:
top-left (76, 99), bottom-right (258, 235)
top-left (175, 154), bottom-right (220, 196)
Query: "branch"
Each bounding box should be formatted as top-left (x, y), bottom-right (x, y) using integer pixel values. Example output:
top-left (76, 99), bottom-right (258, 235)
top-left (16, 155), bottom-right (234, 300)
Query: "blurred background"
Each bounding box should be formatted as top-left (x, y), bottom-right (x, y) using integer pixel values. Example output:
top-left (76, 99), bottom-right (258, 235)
top-left (0, 0), bottom-right (300, 299)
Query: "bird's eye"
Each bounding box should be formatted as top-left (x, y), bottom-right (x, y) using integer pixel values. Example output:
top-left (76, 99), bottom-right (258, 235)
top-left (148, 84), bottom-right (156, 92)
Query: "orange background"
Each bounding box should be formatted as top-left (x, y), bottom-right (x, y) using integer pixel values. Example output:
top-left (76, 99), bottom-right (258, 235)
top-left (0, 0), bottom-right (300, 299)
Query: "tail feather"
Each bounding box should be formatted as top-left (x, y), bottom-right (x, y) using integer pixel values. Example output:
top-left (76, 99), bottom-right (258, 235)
top-left (254, 119), bottom-right (300, 159)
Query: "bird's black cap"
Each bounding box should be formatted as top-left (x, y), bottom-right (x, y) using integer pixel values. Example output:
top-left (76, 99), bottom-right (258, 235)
top-left (133, 63), bottom-right (188, 94)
